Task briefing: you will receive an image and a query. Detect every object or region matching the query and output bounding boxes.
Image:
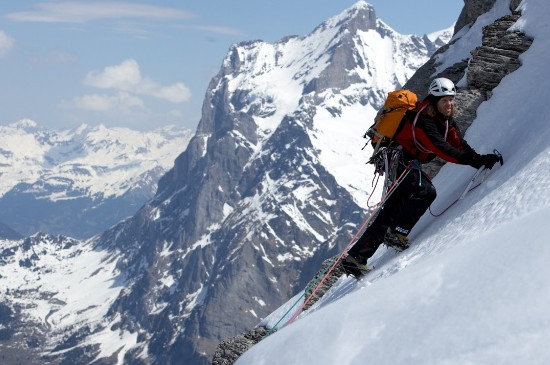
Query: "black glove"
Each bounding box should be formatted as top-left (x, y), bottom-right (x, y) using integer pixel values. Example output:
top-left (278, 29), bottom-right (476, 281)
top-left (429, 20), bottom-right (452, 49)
top-left (471, 153), bottom-right (501, 170)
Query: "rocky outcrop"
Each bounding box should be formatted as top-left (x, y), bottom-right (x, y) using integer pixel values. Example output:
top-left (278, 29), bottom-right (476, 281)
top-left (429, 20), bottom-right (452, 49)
top-left (454, 0), bottom-right (523, 34)
top-left (468, 12), bottom-right (533, 96)
top-left (212, 327), bottom-right (268, 365)
top-left (303, 255), bottom-right (347, 311)
top-left (212, 255), bottom-right (346, 365)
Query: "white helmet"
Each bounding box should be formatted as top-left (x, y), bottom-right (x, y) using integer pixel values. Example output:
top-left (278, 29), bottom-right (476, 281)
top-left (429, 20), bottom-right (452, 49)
top-left (429, 77), bottom-right (456, 97)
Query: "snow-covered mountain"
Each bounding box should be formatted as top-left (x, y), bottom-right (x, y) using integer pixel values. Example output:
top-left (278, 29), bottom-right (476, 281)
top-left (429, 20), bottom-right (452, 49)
top-left (2, 0), bottom-right (538, 364)
top-left (0, 233), bottom-right (126, 364)
top-left (0, 120), bottom-right (193, 238)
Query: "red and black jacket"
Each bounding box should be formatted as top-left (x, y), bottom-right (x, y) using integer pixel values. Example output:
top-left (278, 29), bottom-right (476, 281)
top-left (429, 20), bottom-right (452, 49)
top-left (393, 102), bottom-right (477, 165)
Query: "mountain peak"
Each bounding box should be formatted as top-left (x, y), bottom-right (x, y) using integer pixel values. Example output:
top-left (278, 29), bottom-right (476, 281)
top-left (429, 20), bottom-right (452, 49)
top-left (71, 123), bottom-right (91, 135)
top-left (349, 0), bottom-right (375, 14)
top-left (316, 1), bottom-right (377, 34)
top-left (9, 118), bottom-right (41, 133)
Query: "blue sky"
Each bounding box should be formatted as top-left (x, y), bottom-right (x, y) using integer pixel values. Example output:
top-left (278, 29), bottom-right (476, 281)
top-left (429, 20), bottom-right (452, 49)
top-left (0, 1), bottom-right (463, 131)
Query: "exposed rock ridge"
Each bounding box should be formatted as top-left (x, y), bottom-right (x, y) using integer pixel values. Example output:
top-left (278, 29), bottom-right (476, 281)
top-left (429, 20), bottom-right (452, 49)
top-left (467, 12), bottom-right (533, 96)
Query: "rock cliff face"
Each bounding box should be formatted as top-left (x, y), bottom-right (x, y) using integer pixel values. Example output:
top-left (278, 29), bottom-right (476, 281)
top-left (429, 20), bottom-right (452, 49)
top-left (468, 12), bottom-right (532, 95)
top-left (212, 1), bottom-right (533, 363)
top-left (454, 0), bottom-right (498, 34)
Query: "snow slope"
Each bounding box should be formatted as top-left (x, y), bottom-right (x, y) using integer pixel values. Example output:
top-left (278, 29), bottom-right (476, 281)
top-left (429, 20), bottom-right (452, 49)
top-left (0, 234), bottom-right (136, 361)
top-left (236, 0), bottom-right (550, 363)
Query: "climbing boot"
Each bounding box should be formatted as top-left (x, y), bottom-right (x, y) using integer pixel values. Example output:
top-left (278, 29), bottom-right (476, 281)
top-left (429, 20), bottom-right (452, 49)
top-left (384, 229), bottom-right (410, 252)
top-left (341, 254), bottom-right (370, 279)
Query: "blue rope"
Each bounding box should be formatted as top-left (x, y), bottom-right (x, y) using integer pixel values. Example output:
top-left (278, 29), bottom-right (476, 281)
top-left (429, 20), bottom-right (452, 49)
top-left (261, 256), bottom-right (338, 339)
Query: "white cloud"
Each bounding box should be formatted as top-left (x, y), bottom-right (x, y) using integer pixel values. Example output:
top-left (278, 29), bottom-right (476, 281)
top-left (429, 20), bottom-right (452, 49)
top-left (73, 92), bottom-right (144, 111)
top-left (152, 83), bottom-right (191, 103)
top-left (0, 30), bottom-right (15, 58)
top-left (84, 59), bottom-right (142, 90)
top-left (6, 2), bottom-right (196, 23)
top-left (5, 3), bottom-right (241, 40)
top-left (84, 59), bottom-right (191, 103)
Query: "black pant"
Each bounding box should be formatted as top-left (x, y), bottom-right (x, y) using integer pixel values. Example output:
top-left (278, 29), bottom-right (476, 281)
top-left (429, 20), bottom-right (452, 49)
top-left (348, 164), bottom-right (436, 263)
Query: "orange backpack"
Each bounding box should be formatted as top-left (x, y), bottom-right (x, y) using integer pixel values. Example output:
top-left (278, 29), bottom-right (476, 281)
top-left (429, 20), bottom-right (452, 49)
top-left (365, 89), bottom-right (418, 153)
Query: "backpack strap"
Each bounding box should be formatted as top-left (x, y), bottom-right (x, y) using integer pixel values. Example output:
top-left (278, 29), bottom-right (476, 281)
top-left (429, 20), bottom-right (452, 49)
top-left (411, 103), bottom-right (449, 154)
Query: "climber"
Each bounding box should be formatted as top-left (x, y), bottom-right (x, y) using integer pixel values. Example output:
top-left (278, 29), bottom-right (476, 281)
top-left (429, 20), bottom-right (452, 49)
top-left (342, 77), bottom-right (501, 278)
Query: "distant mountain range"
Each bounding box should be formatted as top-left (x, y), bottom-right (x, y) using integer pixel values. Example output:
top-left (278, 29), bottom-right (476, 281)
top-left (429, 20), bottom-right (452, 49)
top-left (0, 120), bottom-right (193, 238)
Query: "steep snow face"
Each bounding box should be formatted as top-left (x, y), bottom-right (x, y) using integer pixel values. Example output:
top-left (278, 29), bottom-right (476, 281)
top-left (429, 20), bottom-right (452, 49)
top-left (235, 0), bottom-right (550, 364)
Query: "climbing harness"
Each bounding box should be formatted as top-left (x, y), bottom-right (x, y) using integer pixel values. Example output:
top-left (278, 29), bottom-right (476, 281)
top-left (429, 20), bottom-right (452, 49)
top-left (366, 145), bottom-right (403, 206)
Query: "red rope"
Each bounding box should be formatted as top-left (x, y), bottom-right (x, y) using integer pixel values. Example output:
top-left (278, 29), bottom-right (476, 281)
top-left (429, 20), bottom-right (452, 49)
top-left (285, 164), bottom-right (413, 326)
